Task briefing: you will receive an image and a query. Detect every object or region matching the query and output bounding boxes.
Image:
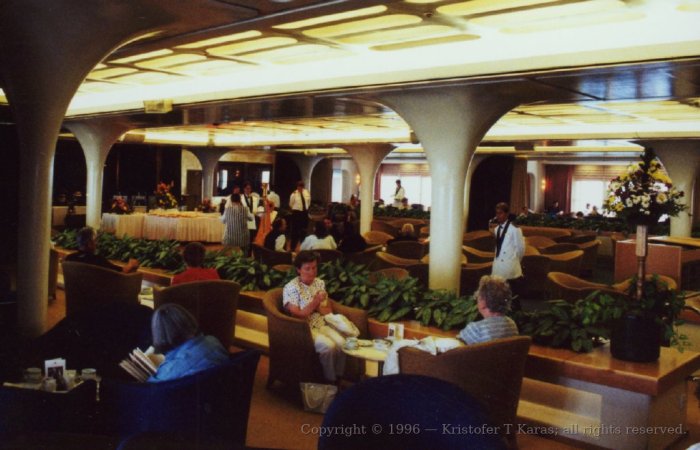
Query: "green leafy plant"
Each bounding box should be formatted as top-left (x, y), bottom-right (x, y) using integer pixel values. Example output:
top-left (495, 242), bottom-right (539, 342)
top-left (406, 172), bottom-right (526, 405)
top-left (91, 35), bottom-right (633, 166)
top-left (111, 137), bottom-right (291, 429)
top-left (366, 276), bottom-right (421, 322)
top-left (53, 229), bottom-right (78, 249)
top-left (319, 260), bottom-right (371, 306)
top-left (415, 290), bottom-right (480, 330)
top-left (374, 205), bottom-right (430, 220)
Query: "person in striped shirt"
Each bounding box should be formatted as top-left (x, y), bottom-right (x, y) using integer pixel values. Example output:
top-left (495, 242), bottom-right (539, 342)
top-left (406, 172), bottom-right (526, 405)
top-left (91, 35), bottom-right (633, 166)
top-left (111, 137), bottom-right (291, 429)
top-left (458, 275), bottom-right (519, 345)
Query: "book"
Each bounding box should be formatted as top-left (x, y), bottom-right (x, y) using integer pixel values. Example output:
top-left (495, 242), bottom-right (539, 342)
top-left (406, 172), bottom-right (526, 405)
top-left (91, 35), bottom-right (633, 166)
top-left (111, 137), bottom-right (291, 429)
top-left (119, 346), bottom-right (164, 382)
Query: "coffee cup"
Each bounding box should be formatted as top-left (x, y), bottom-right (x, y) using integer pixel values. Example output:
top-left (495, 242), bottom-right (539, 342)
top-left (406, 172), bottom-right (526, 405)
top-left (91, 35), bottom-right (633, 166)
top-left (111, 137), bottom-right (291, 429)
top-left (81, 368), bottom-right (97, 381)
top-left (345, 337), bottom-right (358, 350)
top-left (42, 378), bottom-right (57, 392)
top-left (23, 367), bottom-right (42, 383)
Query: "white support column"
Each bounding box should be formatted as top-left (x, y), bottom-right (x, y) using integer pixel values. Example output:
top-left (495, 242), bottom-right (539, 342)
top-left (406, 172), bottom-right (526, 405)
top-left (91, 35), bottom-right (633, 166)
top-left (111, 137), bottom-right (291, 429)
top-left (191, 148), bottom-right (231, 201)
top-left (647, 142), bottom-right (700, 237)
top-left (343, 144), bottom-right (395, 234)
top-left (66, 120), bottom-right (131, 229)
top-left (381, 87), bottom-right (520, 292)
top-left (0, 0), bottom-right (205, 336)
top-left (289, 154), bottom-right (323, 194)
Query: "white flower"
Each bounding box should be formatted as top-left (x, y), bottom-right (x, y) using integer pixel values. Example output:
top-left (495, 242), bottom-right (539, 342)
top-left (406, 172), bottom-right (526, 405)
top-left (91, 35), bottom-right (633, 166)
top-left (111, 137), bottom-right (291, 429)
top-left (633, 196), bottom-right (640, 204)
top-left (625, 198), bottom-right (633, 207)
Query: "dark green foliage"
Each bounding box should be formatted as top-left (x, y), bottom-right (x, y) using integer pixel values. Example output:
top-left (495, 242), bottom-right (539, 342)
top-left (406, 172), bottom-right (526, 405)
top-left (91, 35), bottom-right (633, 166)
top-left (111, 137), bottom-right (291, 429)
top-left (415, 290), bottom-right (480, 330)
top-left (374, 205), bottom-right (430, 219)
top-left (366, 276), bottom-right (422, 322)
top-left (53, 229), bottom-right (78, 249)
top-left (513, 213), bottom-right (669, 235)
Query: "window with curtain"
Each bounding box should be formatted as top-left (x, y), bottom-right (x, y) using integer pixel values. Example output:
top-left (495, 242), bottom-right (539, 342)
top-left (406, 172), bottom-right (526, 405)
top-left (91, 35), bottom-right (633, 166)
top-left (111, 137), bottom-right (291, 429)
top-left (378, 163), bottom-right (431, 207)
top-left (331, 169), bottom-right (342, 203)
top-left (571, 179), bottom-right (607, 214)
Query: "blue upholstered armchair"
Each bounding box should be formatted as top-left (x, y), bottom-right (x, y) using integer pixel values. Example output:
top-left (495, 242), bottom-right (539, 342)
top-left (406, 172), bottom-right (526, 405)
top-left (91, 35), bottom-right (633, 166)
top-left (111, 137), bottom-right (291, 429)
top-left (98, 349), bottom-right (260, 446)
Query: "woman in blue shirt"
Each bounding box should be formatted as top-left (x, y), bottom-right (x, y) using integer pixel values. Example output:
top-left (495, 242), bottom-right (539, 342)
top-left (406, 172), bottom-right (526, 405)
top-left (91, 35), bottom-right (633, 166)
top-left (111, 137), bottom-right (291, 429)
top-left (148, 303), bottom-right (229, 382)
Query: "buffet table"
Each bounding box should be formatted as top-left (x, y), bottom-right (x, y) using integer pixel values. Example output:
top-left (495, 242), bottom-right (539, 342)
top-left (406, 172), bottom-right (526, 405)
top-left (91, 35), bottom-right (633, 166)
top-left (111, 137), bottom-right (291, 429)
top-left (101, 211), bottom-right (224, 242)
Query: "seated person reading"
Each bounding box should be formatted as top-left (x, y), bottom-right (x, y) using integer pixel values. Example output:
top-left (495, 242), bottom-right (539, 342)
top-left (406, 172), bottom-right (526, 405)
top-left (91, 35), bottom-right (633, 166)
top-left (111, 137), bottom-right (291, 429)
top-left (388, 223), bottom-right (418, 244)
top-left (282, 251), bottom-right (345, 382)
top-left (148, 303), bottom-right (229, 382)
top-left (171, 242), bottom-right (219, 286)
top-left (458, 275), bottom-right (519, 345)
top-left (65, 226), bottom-right (139, 273)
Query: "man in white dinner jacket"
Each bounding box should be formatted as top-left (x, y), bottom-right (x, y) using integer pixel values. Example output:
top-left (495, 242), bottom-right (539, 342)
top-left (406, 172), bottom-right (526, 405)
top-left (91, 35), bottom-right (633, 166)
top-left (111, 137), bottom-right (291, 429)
top-left (491, 202), bottom-right (525, 309)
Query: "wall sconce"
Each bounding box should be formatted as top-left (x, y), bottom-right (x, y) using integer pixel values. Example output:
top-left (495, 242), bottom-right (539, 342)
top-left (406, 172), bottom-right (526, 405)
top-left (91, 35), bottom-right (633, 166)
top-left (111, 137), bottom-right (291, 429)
top-left (261, 170), bottom-right (270, 184)
top-left (541, 179), bottom-right (547, 191)
top-left (355, 174), bottom-right (361, 185)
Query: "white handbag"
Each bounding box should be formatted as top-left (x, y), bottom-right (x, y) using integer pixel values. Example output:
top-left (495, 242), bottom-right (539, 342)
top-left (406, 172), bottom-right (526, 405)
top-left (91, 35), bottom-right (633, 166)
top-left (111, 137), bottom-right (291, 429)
top-left (299, 382), bottom-right (338, 414)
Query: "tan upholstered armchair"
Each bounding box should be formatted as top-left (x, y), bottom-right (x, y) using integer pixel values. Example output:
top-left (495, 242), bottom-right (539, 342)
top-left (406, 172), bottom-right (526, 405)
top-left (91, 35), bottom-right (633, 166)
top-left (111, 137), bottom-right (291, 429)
top-left (459, 262), bottom-right (493, 297)
top-left (262, 288), bottom-right (368, 389)
top-left (251, 244), bottom-right (293, 267)
top-left (362, 231), bottom-right (394, 246)
top-left (399, 336), bottom-right (532, 448)
top-left (153, 280), bottom-right (241, 349)
top-left (547, 272), bottom-right (623, 303)
top-left (462, 245), bottom-right (495, 264)
top-left (62, 261), bottom-right (142, 317)
top-left (375, 251), bottom-right (420, 269)
top-left (386, 241), bottom-right (427, 259)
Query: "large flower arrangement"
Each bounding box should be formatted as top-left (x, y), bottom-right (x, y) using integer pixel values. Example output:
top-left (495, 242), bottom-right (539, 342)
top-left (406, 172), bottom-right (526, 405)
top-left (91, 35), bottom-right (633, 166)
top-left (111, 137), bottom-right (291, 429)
top-left (155, 182), bottom-right (178, 210)
top-left (603, 148), bottom-right (686, 225)
top-left (197, 198), bottom-right (216, 213)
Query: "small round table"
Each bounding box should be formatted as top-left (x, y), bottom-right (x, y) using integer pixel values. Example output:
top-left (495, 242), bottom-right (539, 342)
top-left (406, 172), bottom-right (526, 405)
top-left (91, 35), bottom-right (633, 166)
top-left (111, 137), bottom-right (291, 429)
top-left (341, 343), bottom-right (389, 376)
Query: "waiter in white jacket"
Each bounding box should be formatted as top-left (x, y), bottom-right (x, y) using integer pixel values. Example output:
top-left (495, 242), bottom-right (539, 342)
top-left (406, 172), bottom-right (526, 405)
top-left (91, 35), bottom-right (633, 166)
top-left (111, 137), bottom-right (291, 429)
top-left (492, 202), bottom-right (525, 309)
top-left (242, 181), bottom-right (260, 251)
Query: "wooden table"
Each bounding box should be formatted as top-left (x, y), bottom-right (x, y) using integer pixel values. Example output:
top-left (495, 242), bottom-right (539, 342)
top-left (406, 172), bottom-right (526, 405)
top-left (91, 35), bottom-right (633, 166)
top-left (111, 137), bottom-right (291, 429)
top-left (519, 344), bottom-right (700, 449)
top-left (342, 342), bottom-right (389, 375)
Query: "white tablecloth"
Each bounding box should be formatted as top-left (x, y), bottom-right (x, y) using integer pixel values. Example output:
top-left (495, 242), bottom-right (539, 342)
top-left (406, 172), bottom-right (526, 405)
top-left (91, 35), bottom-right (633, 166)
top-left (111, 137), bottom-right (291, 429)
top-left (101, 213), bottom-right (146, 238)
top-left (143, 212), bottom-right (223, 242)
top-left (101, 211), bottom-right (224, 242)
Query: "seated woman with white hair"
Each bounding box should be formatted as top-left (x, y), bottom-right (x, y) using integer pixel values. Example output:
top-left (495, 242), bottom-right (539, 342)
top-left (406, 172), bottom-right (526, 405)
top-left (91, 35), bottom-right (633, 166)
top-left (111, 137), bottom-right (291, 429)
top-left (458, 275), bottom-right (519, 345)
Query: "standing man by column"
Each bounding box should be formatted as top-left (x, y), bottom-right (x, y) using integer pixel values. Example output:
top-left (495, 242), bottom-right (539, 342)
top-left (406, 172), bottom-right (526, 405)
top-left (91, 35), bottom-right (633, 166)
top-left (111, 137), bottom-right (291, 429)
top-left (242, 181), bottom-right (260, 251)
top-left (491, 202), bottom-right (525, 310)
top-left (393, 179), bottom-right (405, 208)
top-left (289, 180), bottom-right (311, 252)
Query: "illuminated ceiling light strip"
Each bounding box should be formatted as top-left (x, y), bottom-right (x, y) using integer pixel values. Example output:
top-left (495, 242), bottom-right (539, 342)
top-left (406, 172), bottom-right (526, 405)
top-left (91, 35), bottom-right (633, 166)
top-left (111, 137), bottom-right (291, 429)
top-left (337, 24), bottom-right (455, 45)
top-left (503, 10), bottom-right (643, 33)
top-left (109, 49), bottom-right (173, 64)
top-left (303, 14), bottom-right (422, 39)
top-left (677, 1), bottom-right (700, 12)
top-left (373, 34), bottom-right (479, 51)
top-left (274, 5), bottom-right (387, 30)
top-left (436, 0), bottom-right (559, 16)
top-left (470, 0), bottom-right (625, 27)
top-left (239, 44), bottom-right (344, 64)
top-left (176, 30), bottom-right (262, 49)
top-left (207, 37), bottom-right (297, 56)
top-left (135, 54), bottom-right (208, 69)
top-left (405, 0), bottom-right (444, 4)
top-left (87, 67), bottom-right (138, 80)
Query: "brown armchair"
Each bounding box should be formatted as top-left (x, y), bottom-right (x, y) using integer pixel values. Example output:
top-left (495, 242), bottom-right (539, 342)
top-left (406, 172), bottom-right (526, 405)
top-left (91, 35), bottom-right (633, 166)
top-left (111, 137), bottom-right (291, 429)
top-left (362, 231), bottom-right (394, 246)
top-left (315, 249), bottom-right (343, 264)
top-left (405, 263), bottom-right (429, 287)
top-left (262, 288), bottom-right (369, 389)
top-left (524, 235), bottom-right (557, 250)
top-left (520, 254), bottom-right (551, 300)
top-left (153, 280), bottom-right (241, 349)
top-left (462, 245), bottom-right (495, 263)
top-left (399, 336), bottom-right (532, 448)
top-left (544, 249), bottom-right (584, 276)
top-left (462, 230), bottom-right (495, 252)
top-left (375, 251), bottom-right (420, 269)
top-left (386, 241), bottom-right (427, 259)
top-left (251, 243), bottom-right (293, 267)
top-left (370, 220), bottom-right (399, 237)
top-left (343, 244), bottom-right (382, 268)
top-left (62, 261), bottom-right (142, 317)
top-left (459, 262), bottom-right (492, 297)
top-left (578, 239), bottom-right (601, 277)
top-left (547, 272), bottom-right (622, 303)
top-left (539, 243), bottom-right (580, 255)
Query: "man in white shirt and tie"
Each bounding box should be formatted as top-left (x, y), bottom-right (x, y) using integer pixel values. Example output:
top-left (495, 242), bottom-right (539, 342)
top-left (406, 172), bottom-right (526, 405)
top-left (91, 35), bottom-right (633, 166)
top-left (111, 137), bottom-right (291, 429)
top-left (289, 180), bottom-right (311, 251)
top-left (393, 179), bottom-right (405, 208)
top-left (492, 202), bottom-right (525, 309)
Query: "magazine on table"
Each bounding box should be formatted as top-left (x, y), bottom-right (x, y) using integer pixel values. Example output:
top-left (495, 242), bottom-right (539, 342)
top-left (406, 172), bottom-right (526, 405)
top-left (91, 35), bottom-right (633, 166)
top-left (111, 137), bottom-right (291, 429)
top-left (119, 346), bottom-right (164, 382)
